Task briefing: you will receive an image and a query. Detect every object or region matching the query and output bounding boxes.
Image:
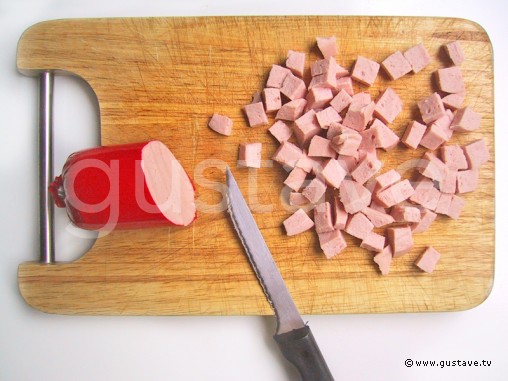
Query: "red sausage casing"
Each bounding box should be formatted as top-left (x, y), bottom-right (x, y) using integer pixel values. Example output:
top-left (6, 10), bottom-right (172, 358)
top-left (49, 141), bottom-right (196, 231)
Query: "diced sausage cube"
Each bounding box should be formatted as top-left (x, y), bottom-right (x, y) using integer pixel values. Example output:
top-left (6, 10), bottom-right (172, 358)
top-left (445, 41), bottom-right (465, 65)
top-left (411, 208), bottom-right (437, 233)
top-left (262, 88), bottom-right (282, 113)
top-left (320, 158), bottom-right (347, 188)
top-left (331, 130), bottom-right (362, 156)
top-left (362, 206), bottom-right (395, 228)
top-left (266, 64), bottom-right (291, 88)
top-left (311, 56), bottom-right (336, 76)
top-left (330, 89), bottom-right (353, 113)
top-left (268, 120), bottom-right (293, 143)
top-left (302, 177), bottom-right (327, 203)
top-left (306, 87), bottom-right (334, 110)
top-left (374, 87), bottom-right (403, 124)
top-left (308, 135), bottom-right (336, 158)
top-left (360, 232), bottom-right (386, 252)
top-left (351, 155), bottom-right (382, 184)
top-left (286, 50), bottom-right (306, 77)
top-left (387, 226), bottom-right (414, 257)
top-left (446, 194), bottom-right (465, 220)
top-left (314, 201), bottom-right (335, 233)
top-left (419, 123), bottom-right (448, 151)
top-left (208, 113), bottom-right (233, 136)
top-left (283, 208), bottom-right (314, 236)
top-left (318, 229), bottom-right (347, 259)
top-left (316, 107), bottom-right (342, 129)
top-left (316, 36), bottom-right (338, 59)
top-left (369, 118), bottom-right (400, 150)
top-left (343, 101), bottom-right (376, 131)
top-left (243, 102), bottom-right (268, 127)
top-left (435, 66), bottom-right (466, 94)
top-left (401, 120), bottom-right (427, 149)
top-left (456, 169), bottom-right (479, 193)
top-left (281, 72), bottom-right (307, 100)
top-left (283, 167), bottom-right (308, 191)
top-left (417, 93), bottom-right (446, 124)
top-left (271, 141), bottom-right (304, 169)
top-left (332, 196), bottom-right (349, 229)
top-left (418, 152), bottom-right (447, 182)
top-left (403, 43), bottom-right (431, 73)
top-left (462, 139), bottom-right (490, 169)
top-left (335, 76), bottom-right (354, 96)
top-left (373, 245), bottom-right (393, 275)
top-left (238, 142), bottom-right (262, 168)
top-left (438, 169), bottom-right (457, 194)
top-left (276, 98), bottom-right (307, 121)
top-left (450, 107), bottom-right (481, 132)
top-left (293, 110), bottom-right (322, 146)
top-left (308, 70), bottom-right (337, 90)
top-left (442, 92), bottom-right (465, 110)
top-left (409, 178), bottom-right (441, 210)
top-left (415, 246), bottom-right (441, 273)
top-left (375, 179), bottom-right (415, 208)
top-left (391, 205), bottom-right (421, 223)
top-left (373, 169), bottom-right (401, 193)
top-left (381, 50), bottom-right (412, 80)
top-left (351, 56), bottom-right (380, 86)
top-left (434, 192), bottom-right (453, 214)
top-left (339, 179), bottom-right (373, 214)
top-left (345, 212), bottom-right (374, 240)
top-left (440, 144), bottom-right (468, 171)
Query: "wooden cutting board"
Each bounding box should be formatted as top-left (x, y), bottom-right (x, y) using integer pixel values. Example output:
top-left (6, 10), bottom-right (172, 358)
top-left (17, 16), bottom-right (495, 315)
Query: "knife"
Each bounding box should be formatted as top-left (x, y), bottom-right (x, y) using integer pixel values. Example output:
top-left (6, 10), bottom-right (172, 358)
top-left (225, 167), bottom-right (334, 381)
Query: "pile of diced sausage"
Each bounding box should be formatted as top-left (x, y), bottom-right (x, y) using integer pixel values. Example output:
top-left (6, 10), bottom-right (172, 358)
top-left (209, 37), bottom-right (490, 275)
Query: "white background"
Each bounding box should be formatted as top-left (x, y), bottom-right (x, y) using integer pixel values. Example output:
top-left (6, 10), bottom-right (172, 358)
top-left (1, 1), bottom-right (507, 380)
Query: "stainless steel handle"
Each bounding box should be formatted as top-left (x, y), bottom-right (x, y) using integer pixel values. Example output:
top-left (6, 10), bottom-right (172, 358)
top-left (38, 71), bottom-right (55, 264)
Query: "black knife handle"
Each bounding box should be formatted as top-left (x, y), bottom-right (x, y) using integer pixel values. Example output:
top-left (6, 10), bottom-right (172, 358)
top-left (274, 325), bottom-right (334, 381)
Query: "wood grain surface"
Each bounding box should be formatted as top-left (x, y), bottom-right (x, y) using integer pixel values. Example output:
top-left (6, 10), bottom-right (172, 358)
top-left (17, 16), bottom-right (494, 315)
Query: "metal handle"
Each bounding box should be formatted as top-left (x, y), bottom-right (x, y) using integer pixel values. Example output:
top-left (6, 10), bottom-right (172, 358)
top-left (38, 71), bottom-right (55, 264)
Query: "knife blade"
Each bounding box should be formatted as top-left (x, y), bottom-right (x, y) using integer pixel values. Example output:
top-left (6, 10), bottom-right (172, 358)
top-left (225, 167), bottom-right (334, 381)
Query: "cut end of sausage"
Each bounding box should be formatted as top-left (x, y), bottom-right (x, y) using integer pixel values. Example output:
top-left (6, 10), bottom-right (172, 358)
top-left (141, 141), bottom-right (196, 226)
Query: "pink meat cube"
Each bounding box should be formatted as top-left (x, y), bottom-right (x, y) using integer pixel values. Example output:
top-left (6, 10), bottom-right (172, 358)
top-left (436, 66), bottom-right (465, 94)
top-left (415, 246), bottom-right (441, 273)
top-left (438, 169), bottom-right (457, 194)
top-left (361, 231), bottom-right (386, 252)
top-left (456, 169), bottom-right (479, 193)
top-left (374, 87), bottom-right (403, 124)
top-left (351, 56), bottom-right (380, 86)
top-left (339, 179), bottom-right (372, 214)
top-left (401, 120), bottom-right (427, 149)
top-left (387, 226), bottom-right (414, 257)
top-left (331, 131), bottom-right (362, 156)
top-left (373, 169), bottom-right (401, 193)
top-left (276, 98), bottom-right (307, 121)
top-left (208, 113), bottom-right (233, 136)
top-left (318, 229), bottom-right (347, 259)
top-left (268, 120), bottom-right (293, 143)
top-left (306, 87), bottom-right (334, 110)
top-left (446, 194), bottom-right (465, 220)
top-left (294, 110), bottom-right (322, 146)
top-left (308, 135), bottom-right (336, 158)
top-left (370, 118), bottom-right (400, 150)
top-left (330, 89), bottom-right (353, 113)
top-left (442, 92), bottom-right (465, 110)
top-left (450, 107), bottom-right (481, 132)
top-left (286, 50), bottom-right (306, 77)
top-left (284, 167), bottom-right (308, 191)
top-left (419, 123), bottom-right (448, 151)
top-left (390, 205), bottom-right (421, 223)
top-left (343, 101), bottom-right (376, 131)
top-left (445, 41), bottom-right (465, 66)
top-left (316, 36), bottom-right (338, 59)
top-left (417, 93), bottom-right (446, 124)
top-left (409, 178), bottom-right (441, 210)
top-left (243, 102), bottom-right (268, 127)
top-left (351, 92), bottom-right (372, 106)
top-left (362, 206), bottom-right (395, 228)
top-left (326, 122), bottom-right (350, 140)
top-left (314, 201), bottom-right (335, 233)
top-left (289, 192), bottom-right (310, 207)
top-left (403, 43), bottom-right (431, 73)
top-left (283, 208), bottom-right (314, 236)
top-left (302, 177), bottom-right (327, 203)
top-left (238, 142), bottom-right (262, 168)
top-left (375, 179), bottom-right (415, 208)
top-left (335, 76), bottom-right (354, 96)
top-left (311, 57), bottom-right (336, 77)
top-left (430, 110), bottom-right (454, 141)
top-left (281, 72), bottom-right (307, 100)
top-left (462, 139), bottom-right (490, 169)
top-left (373, 245), bottom-right (393, 275)
top-left (316, 107), bottom-right (342, 129)
top-left (381, 50), bottom-right (412, 80)
top-left (271, 141), bottom-right (304, 169)
top-left (308, 70), bottom-right (337, 91)
top-left (411, 208), bottom-right (437, 233)
top-left (418, 152), bottom-right (448, 182)
top-left (262, 88), bottom-right (282, 113)
top-left (266, 64), bottom-right (291, 88)
top-left (321, 158), bottom-right (347, 188)
top-left (345, 212), bottom-right (374, 240)
top-left (332, 196), bottom-right (348, 229)
top-left (435, 192), bottom-right (453, 214)
top-left (351, 155), bottom-right (382, 184)
top-left (295, 152), bottom-right (314, 173)
top-left (441, 144), bottom-right (468, 170)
